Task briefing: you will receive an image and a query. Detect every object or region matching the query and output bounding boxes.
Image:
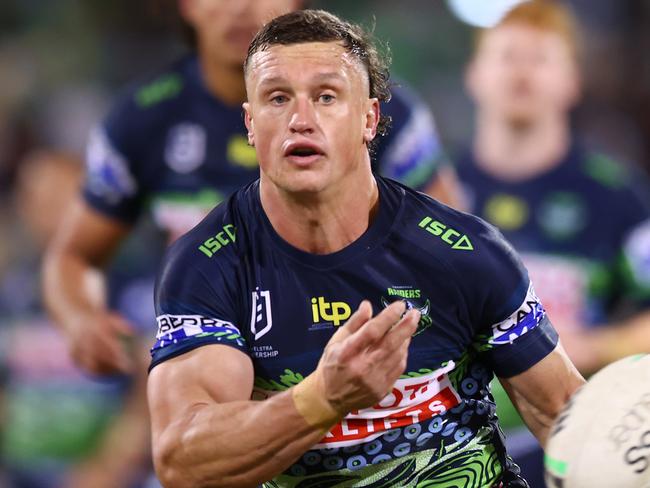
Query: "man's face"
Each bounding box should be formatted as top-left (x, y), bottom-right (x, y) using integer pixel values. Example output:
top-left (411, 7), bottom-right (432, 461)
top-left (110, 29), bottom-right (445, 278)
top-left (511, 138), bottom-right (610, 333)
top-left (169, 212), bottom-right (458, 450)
top-left (467, 24), bottom-right (580, 126)
top-left (243, 42), bottom-right (379, 195)
top-left (181, 0), bottom-right (300, 66)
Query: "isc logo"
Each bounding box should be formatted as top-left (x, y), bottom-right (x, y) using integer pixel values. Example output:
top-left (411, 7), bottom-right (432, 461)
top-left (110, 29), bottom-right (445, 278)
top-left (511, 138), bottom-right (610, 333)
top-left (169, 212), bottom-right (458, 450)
top-left (418, 217), bottom-right (473, 251)
top-left (198, 224), bottom-right (236, 258)
top-left (311, 297), bottom-right (351, 326)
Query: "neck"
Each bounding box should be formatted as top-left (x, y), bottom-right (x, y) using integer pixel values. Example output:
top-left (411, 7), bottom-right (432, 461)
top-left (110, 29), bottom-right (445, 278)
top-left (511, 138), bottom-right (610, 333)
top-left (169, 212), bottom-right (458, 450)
top-left (260, 165), bottom-right (379, 255)
top-left (197, 49), bottom-right (247, 106)
top-left (473, 111), bottom-right (571, 181)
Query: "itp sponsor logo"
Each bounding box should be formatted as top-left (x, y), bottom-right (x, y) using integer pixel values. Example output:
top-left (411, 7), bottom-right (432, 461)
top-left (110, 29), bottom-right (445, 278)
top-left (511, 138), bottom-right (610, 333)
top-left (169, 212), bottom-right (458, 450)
top-left (310, 297), bottom-right (351, 327)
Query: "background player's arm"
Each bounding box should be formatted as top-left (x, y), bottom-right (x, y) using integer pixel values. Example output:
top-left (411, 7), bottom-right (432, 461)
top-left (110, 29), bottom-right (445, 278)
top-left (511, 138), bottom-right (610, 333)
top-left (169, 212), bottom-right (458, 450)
top-left (422, 165), bottom-right (462, 208)
top-left (559, 211), bottom-right (650, 375)
top-left (560, 310), bottom-right (650, 375)
top-left (148, 302), bottom-right (418, 488)
top-left (64, 342), bottom-right (152, 488)
top-left (498, 343), bottom-right (584, 448)
top-left (42, 198), bottom-right (135, 374)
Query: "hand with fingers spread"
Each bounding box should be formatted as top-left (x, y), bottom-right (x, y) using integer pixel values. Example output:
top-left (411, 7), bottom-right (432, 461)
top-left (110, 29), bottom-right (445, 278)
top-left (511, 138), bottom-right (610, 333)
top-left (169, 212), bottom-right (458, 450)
top-left (65, 310), bottom-right (135, 375)
top-left (292, 300), bottom-right (420, 429)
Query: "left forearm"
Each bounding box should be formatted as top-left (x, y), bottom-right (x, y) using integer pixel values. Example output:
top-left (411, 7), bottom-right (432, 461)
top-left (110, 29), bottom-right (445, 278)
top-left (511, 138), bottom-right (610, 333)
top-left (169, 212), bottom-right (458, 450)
top-left (500, 381), bottom-right (556, 447)
top-left (499, 345), bottom-right (585, 449)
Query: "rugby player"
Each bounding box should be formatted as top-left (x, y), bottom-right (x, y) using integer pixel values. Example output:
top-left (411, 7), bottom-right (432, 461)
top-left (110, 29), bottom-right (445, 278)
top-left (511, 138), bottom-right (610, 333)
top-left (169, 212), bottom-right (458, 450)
top-left (147, 10), bottom-right (584, 487)
top-left (457, 0), bottom-right (650, 484)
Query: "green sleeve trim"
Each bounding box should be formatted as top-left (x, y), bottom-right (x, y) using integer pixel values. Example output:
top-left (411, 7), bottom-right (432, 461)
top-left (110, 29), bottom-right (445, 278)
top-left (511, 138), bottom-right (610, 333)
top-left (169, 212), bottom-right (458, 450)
top-left (135, 74), bottom-right (183, 108)
top-left (582, 153), bottom-right (628, 189)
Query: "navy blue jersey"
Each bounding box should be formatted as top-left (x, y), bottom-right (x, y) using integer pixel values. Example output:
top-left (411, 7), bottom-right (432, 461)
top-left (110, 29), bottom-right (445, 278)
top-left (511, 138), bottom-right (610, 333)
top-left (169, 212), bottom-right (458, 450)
top-left (456, 144), bottom-right (650, 331)
top-left (150, 176), bottom-right (557, 487)
top-left (82, 55), bottom-right (446, 241)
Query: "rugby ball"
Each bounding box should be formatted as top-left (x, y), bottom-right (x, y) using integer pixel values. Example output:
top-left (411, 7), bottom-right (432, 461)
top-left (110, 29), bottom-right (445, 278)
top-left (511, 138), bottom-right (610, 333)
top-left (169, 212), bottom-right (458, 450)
top-left (545, 354), bottom-right (650, 488)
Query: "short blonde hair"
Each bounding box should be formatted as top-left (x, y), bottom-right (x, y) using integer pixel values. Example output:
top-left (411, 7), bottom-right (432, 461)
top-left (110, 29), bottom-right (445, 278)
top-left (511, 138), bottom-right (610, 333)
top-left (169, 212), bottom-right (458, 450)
top-left (475, 0), bottom-right (581, 61)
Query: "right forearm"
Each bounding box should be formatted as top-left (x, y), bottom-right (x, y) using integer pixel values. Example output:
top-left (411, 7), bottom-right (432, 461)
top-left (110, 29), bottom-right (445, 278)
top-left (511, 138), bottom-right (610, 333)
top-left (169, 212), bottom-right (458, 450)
top-left (42, 248), bottom-right (107, 329)
top-left (41, 203), bottom-right (134, 374)
top-left (155, 390), bottom-right (336, 488)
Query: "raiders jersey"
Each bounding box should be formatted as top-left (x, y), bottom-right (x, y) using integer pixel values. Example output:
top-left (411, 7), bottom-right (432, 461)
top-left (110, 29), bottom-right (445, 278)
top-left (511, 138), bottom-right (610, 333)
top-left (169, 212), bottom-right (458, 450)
top-left (150, 176), bottom-right (557, 487)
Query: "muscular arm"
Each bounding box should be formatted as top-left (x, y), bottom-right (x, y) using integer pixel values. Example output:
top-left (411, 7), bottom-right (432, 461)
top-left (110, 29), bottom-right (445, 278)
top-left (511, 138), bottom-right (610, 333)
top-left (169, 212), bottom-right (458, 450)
top-left (149, 345), bottom-right (326, 488)
top-left (42, 198), bottom-right (134, 374)
top-left (148, 301), bottom-right (418, 488)
top-left (498, 343), bottom-right (585, 448)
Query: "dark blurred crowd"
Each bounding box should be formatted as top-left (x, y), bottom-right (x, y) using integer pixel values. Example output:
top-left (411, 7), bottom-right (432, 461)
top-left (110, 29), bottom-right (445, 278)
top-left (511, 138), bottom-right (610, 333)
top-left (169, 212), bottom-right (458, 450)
top-left (1, 1), bottom-right (650, 487)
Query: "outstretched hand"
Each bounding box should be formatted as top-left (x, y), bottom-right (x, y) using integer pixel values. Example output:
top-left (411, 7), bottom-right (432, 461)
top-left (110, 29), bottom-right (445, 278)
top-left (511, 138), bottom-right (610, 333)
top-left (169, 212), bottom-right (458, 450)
top-left (316, 300), bottom-right (419, 415)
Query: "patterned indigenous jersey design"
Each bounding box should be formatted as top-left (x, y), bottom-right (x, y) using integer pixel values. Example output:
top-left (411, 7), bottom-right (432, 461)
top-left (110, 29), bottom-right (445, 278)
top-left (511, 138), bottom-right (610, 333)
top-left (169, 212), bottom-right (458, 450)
top-left (150, 177), bottom-right (558, 488)
top-left (456, 143), bottom-right (650, 333)
top-left (82, 55), bottom-right (446, 242)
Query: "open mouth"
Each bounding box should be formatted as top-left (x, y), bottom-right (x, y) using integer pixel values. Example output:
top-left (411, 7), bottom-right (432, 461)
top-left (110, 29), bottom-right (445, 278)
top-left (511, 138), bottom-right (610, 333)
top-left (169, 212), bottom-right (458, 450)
top-left (289, 147), bottom-right (320, 157)
top-left (284, 142), bottom-right (325, 163)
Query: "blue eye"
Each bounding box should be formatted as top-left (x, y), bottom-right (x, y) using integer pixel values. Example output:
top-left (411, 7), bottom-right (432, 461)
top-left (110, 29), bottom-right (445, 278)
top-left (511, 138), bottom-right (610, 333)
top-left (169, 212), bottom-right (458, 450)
top-left (271, 95), bottom-right (287, 104)
top-left (320, 94), bottom-right (335, 103)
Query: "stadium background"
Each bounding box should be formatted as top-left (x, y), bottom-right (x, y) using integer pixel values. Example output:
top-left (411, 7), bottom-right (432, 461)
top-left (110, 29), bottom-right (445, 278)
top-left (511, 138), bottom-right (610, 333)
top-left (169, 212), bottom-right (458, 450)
top-left (0, 0), bottom-right (649, 486)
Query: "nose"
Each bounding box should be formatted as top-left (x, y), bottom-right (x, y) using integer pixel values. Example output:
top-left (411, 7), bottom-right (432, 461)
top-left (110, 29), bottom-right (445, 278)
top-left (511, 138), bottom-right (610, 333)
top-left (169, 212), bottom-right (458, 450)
top-left (288, 98), bottom-right (316, 134)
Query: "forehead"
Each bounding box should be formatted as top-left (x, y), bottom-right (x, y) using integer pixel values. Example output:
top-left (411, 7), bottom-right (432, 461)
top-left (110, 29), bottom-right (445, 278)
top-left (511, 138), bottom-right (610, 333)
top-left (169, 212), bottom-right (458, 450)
top-left (480, 24), bottom-right (571, 55)
top-left (246, 41), bottom-right (367, 87)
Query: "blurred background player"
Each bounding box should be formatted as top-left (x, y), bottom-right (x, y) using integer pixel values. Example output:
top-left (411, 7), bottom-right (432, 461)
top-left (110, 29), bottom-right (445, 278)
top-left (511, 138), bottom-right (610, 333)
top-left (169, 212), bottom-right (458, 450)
top-left (456, 0), bottom-right (650, 485)
top-left (0, 152), bottom-right (149, 488)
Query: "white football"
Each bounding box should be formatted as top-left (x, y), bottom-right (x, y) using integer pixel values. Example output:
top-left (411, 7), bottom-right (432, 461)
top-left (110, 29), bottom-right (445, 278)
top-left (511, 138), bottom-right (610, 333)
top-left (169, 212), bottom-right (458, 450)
top-left (545, 354), bottom-right (650, 488)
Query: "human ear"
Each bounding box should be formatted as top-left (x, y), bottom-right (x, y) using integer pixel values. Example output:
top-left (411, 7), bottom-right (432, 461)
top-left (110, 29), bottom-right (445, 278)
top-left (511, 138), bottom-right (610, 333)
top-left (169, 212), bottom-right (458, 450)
top-left (363, 98), bottom-right (380, 143)
top-left (243, 102), bottom-right (255, 146)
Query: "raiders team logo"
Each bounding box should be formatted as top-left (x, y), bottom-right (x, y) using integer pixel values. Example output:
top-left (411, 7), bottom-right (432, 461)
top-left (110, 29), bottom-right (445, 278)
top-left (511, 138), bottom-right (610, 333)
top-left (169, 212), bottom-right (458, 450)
top-left (381, 286), bottom-right (433, 336)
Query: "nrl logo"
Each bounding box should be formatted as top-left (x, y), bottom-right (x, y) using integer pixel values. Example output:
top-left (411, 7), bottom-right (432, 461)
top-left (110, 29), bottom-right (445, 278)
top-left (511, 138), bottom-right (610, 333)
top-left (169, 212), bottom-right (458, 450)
top-left (381, 288), bottom-right (433, 336)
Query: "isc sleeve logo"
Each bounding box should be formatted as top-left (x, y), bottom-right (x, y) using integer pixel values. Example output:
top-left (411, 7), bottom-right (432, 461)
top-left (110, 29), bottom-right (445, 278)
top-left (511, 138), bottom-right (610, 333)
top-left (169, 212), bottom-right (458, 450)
top-left (250, 288), bottom-right (273, 340)
top-left (198, 224), bottom-right (236, 258)
top-left (418, 216), bottom-right (474, 251)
